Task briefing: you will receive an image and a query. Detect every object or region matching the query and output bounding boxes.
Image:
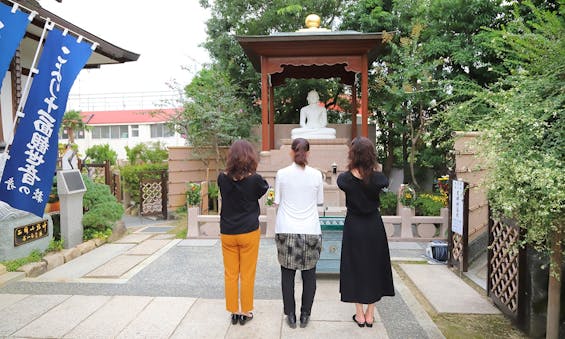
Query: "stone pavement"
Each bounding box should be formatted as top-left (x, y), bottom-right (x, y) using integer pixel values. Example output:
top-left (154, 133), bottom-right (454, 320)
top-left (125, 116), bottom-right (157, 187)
top-left (0, 218), bottom-right (499, 338)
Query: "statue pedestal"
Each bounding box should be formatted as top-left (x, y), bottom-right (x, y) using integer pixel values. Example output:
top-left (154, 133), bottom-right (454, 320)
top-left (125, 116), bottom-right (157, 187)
top-left (257, 138), bottom-right (349, 209)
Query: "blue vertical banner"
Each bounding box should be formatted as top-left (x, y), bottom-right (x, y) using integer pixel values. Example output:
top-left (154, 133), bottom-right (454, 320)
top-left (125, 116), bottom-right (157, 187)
top-left (0, 28), bottom-right (93, 216)
top-left (0, 2), bottom-right (31, 91)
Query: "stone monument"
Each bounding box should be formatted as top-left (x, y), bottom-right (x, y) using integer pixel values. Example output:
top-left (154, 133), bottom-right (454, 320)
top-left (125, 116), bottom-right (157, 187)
top-left (291, 90), bottom-right (336, 139)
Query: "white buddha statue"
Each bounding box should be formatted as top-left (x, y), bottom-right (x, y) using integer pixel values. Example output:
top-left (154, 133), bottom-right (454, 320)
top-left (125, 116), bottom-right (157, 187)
top-left (291, 90), bottom-right (336, 139)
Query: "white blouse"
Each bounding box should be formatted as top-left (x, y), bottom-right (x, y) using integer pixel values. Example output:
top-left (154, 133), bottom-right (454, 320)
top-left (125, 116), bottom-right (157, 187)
top-left (274, 163), bottom-right (324, 235)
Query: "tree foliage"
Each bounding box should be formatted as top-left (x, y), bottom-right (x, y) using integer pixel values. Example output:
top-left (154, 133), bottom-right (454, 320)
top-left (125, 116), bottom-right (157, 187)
top-left (447, 2), bottom-right (564, 254)
top-left (167, 66), bottom-right (255, 171)
top-left (61, 110), bottom-right (88, 143)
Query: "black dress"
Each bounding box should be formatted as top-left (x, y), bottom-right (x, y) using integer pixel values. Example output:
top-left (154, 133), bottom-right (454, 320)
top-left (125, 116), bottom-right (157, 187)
top-left (337, 171), bottom-right (395, 304)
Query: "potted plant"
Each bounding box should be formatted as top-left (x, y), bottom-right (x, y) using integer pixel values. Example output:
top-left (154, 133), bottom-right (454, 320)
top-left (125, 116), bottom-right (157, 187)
top-left (46, 176), bottom-right (60, 213)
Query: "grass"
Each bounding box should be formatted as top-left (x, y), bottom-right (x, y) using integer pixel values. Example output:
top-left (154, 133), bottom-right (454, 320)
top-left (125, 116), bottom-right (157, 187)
top-left (393, 262), bottom-right (529, 338)
top-left (1, 249), bottom-right (43, 272)
top-left (169, 211), bottom-right (188, 238)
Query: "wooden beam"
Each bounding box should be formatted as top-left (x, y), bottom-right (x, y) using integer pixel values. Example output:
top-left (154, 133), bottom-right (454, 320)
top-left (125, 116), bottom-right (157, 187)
top-left (351, 84), bottom-right (357, 140)
top-left (269, 85), bottom-right (275, 150)
top-left (261, 57), bottom-right (269, 151)
top-left (361, 54), bottom-right (369, 137)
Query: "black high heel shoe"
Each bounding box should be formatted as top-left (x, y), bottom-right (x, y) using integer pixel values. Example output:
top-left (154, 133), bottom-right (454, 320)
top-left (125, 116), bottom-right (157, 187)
top-left (231, 314), bottom-right (239, 325)
top-left (239, 313), bottom-right (253, 325)
top-left (352, 314), bottom-right (365, 327)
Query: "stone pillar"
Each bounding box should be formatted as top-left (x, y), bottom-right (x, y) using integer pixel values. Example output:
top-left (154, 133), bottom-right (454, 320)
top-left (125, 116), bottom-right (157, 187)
top-left (400, 207), bottom-right (414, 239)
top-left (186, 206), bottom-right (199, 238)
top-left (266, 206), bottom-right (276, 238)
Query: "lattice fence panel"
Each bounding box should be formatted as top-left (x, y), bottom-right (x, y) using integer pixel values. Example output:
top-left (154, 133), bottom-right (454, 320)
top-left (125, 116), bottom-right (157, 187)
top-left (489, 220), bottom-right (520, 314)
top-left (452, 233), bottom-right (463, 261)
top-left (141, 180), bottom-right (162, 215)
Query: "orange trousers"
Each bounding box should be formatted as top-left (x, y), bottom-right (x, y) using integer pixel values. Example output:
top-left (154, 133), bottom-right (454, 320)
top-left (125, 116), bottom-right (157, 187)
top-left (220, 228), bottom-right (260, 313)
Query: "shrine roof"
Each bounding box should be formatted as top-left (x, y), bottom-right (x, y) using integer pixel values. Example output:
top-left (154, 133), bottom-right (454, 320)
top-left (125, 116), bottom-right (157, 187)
top-left (236, 30), bottom-right (389, 73)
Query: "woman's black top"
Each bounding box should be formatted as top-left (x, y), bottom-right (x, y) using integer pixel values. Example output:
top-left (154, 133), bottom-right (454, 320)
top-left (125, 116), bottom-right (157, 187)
top-left (217, 172), bottom-right (269, 235)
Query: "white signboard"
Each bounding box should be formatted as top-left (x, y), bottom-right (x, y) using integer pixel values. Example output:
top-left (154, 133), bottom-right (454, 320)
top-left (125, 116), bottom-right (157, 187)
top-left (451, 180), bottom-right (465, 235)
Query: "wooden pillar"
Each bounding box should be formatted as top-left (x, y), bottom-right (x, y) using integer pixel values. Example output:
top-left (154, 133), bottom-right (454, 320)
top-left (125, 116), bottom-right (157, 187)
top-left (269, 85), bottom-right (275, 150)
top-left (260, 57), bottom-right (269, 151)
top-left (361, 54), bottom-right (369, 137)
top-left (351, 84), bottom-right (357, 139)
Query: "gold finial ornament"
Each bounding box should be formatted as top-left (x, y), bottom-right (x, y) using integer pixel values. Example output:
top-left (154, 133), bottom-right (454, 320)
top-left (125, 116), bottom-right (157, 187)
top-left (305, 14), bottom-right (321, 29)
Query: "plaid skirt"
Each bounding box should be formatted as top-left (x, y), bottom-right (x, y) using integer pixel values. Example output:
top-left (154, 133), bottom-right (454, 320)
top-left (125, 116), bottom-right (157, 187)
top-left (275, 233), bottom-right (322, 270)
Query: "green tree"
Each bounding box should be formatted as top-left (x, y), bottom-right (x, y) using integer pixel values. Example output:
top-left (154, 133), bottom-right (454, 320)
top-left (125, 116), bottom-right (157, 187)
top-left (61, 110), bottom-right (88, 143)
top-left (447, 3), bottom-right (564, 337)
top-left (85, 144), bottom-right (117, 165)
top-left (125, 141), bottom-right (168, 165)
top-left (167, 66), bottom-right (255, 173)
top-left (198, 0), bottom-right (353, 124)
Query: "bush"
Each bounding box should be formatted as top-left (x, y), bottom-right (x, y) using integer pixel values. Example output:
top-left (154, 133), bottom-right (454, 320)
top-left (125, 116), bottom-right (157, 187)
top-left (120, 163), bottom-right (168, 204)
top-left (82, 175), bottom-right (124, 233)
top-left (85, 144), bottom-right (117, 165)
top-left (414, 193), bottom-right (445, 216)
top-left (125, 142), bottom-right (168, 165)
top-left (379, 191), bottom-right (397, 215)
top-left (186, 182), bottom-right (201, 207)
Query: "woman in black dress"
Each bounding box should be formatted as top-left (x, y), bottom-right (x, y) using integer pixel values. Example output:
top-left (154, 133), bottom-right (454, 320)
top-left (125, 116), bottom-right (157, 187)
top-left (337, 137), bottom-right (395, 328)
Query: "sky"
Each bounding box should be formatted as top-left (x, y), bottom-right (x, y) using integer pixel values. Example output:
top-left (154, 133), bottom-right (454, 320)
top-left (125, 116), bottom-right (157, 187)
top-left (41, 1), bottom-right (211, 111)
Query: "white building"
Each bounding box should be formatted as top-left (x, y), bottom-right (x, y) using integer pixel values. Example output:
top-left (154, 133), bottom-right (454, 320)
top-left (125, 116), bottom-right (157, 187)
top-left (60, 108), bottom-right (185, 160)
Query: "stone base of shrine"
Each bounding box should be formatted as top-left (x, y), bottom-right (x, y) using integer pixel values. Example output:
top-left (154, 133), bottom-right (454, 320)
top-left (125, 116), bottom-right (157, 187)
top-left (257, 138), bottom-right (349, 179)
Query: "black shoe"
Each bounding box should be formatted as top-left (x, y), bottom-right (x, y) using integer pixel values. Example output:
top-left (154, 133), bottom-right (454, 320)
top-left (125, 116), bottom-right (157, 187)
top-left (287, 313), bottom-right (297, 329)
top-left (239, 313), bottom-right (253, 325)
top-left (299, 312), bottom-right (310, 328)
top-left (353, 314), bottom-right (365, 327)
top-left (231, 314), bottom-right (239, 325)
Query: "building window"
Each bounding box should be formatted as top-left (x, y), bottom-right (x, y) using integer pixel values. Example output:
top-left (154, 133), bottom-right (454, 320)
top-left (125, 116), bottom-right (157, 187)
top-left (131, 125), bottom-right (139, 137)
top-left (60, 129), bottom-right (85, 139)
top-left (92, 125), bottom-right (128, 139)
top-left (150, 123), bottom-right (174, 138)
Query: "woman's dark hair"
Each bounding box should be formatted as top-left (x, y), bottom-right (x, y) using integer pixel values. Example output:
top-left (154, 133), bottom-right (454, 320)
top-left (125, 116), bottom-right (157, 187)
top-left (291, 138), bottom-right (310, 167)
top-left (347, 137), bottom-right (377, 184)
top-left (225, 139), bottom-right (258, 179)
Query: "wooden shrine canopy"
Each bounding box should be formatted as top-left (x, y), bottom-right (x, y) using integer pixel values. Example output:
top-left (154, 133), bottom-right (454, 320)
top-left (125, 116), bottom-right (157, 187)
top-left (237, 30), bottom-right (389, 151)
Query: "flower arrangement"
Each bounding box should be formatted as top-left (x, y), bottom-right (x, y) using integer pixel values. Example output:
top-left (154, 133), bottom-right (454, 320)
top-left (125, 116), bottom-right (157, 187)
top-left (186, 182), bottom-right (201, 207)
top-left (437, 175), bottom-right (449, 195)
top-left (399, 184), bottom-right (416, 208)
top-left (265, 187), bottom-right (275, 206)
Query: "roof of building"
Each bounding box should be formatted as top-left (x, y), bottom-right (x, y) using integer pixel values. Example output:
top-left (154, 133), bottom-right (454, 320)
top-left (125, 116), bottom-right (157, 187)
top-left (4, 0), bottom-right (139, 68)
top-left (81, 108), bottom-right (178, 125)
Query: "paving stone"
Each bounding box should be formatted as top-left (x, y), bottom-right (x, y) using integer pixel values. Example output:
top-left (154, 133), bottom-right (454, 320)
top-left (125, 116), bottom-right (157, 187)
top-left (125, 239), bottom-right (172, 255)
top-left (76, 240), bottom-right (96, 254)
top-left (64, 295), bottom-right (153, 338)
top-left (36, 243), bottom-right (135, 281)
top-left (42, 252), bottom-right (65, 271)
top-left (13, 295), bottom-right (110, 338)
top-left (17, 261), bottom-right (47, 277)
top-left (281, 318), bottom-right (388, 339)
top-left (152, 234), bottom-right (176, 240)
top-left (85, 255), bottom-right (148, 278)
top-left (0, 294), bottom-right (71, 337)
top-left (400, 264), bottom-right (500, 314)
top-left (113, 233), bottom-right (153, 244)
top-left (0, 272), bottom-right (25, 287)
top-left (116, 297), bottom-right (195, 338)
top-left (61, 247), bottom-right (81, 262)
top-left (170, 298), bottom-right (229, 339)
top-left (225, 299), bottom-right (283, 339)
top-left (0, 294), bottom-right (27, 312)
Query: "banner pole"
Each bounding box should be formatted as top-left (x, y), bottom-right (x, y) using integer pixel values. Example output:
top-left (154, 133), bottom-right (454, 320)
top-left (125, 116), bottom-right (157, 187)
top-left (1, 19), bottom-right (52, 157)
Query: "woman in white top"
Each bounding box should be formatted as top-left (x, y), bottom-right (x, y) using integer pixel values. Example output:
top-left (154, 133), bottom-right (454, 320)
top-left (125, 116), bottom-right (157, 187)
top-left (274, 137), bottom-right (324, 329)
